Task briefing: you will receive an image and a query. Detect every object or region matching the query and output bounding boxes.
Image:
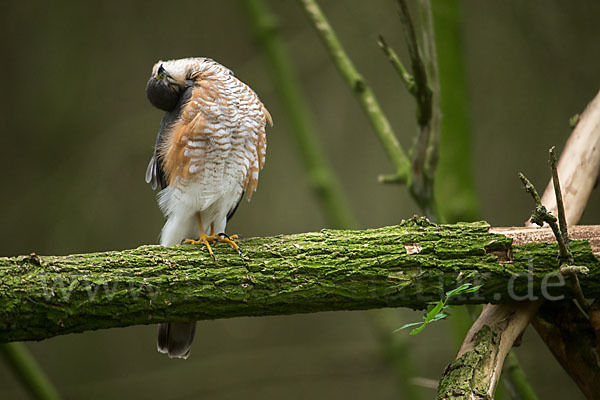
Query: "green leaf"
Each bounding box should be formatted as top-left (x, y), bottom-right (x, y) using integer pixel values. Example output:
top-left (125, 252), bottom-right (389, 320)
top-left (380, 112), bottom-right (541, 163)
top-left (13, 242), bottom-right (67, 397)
top-left (461, 285), bottom-right (482, 294)
top-left (394, 321), bottom-right (425, 332)
top-left (423, 300), bottom-right (445, 324)
top-left (445, 283), bottom-right (472, 298)
top-left (429, 312), bottom-right (449, 322)
top-left (410, 324), bottom-right (427, 335)
top-left (395, 283), bottom-right (483, 335)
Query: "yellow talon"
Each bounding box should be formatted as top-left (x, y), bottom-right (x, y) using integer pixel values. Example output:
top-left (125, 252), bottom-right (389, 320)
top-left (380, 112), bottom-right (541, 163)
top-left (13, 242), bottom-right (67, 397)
top-left (181, 207), bottom-right (243, 259)
top-left (217, 233), bottom-right (243, 256)
top-left (183, 234), bottom-right (218, 259)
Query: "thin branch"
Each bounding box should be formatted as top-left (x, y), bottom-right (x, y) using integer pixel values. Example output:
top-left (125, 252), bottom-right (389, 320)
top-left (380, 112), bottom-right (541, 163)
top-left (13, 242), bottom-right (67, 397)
top-left (396, 0), bottom-right (440, 219)
top-left (549, 147), bottom-right (570, 255)
top-left (297, 0), bottom-right (411, 182)
top-left (241, 0), bottom-right (357, 229)
top-left (502, 352), bottom-right (540, 400)
top-left (548, 146), bottom-right (591, 314)
top-left (416, 0), bottom-right (441, 184)
top-left (377, 35), bottom-right (416, 95)
top-left (521, 167), bottom-right (591, 313)
top-left (396, 0), bottom-right (433, 128)
top-left (0, 343), bottom-right (62, 400)
top-left (1, 222), bottom-right (599, 343)
top-left (518, 172), bottom-right (542, 204)
top-left (519, 172), bottom-right (571, 261)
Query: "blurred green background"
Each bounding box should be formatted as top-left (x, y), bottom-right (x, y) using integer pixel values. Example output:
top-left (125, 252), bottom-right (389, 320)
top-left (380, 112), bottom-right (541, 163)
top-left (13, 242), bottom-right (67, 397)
top-left (1, 0), bottom-right (599, 398)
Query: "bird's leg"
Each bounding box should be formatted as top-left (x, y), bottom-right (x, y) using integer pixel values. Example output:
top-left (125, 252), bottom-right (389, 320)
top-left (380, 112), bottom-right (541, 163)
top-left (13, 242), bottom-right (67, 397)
top-left (182, 213), bottom-right (218, 259)
top-left (216, 233), bottom-right (243, 256)
top-left (182, 214), bottom-right (242, 257)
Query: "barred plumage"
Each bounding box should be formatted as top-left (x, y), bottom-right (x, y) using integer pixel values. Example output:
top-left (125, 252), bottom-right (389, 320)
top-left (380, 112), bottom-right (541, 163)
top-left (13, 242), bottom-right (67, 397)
top-left (145, 57), bottom-right (272, 358)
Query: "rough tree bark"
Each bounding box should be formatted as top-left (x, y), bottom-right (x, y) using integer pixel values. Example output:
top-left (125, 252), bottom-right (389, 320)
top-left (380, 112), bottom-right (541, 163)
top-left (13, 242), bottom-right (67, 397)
top-left (527, 90), bottom-right (600, 400)
top-left (438, 88), bottom-right (600, 400)
top-left (438, 225), bottom-right (600, 400)
top-left (437, 301), bottom-right (541, 399)
top-left (1, 220), bottom-right (599, 344)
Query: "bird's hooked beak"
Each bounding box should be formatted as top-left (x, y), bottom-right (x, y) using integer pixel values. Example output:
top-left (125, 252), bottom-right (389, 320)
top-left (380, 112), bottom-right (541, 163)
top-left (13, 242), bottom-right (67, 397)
top-left (155, 64), bottom-right (179, 92)
top-left (156, 64), bottom-right (168, 81)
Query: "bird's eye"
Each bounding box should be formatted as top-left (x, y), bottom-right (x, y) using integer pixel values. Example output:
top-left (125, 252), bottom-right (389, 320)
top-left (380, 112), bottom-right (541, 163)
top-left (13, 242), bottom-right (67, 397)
top-left (158, 64), bottom-right (166, 75)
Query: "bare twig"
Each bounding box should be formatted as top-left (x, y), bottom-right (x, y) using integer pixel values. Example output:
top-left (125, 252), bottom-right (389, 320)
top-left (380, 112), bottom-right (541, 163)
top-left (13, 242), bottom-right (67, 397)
top-left (377, 35), bottom-right (416, 95)
top-left (396, 0), bottom-right (432, 128)
top-left (522, 150), bottom-right (593, 315)
top-left (518, 172), bottom-right (571, 262)
top-left (297, 0), bottom-right (411, 183)
top-left (396, 0), bottom-right (440, 219)
top-left (416, 0), bottom-right (442, 184)
top-left (549, 147), bottom-right (570, 256)
top-left (548, 146), bottom-right (591, 312)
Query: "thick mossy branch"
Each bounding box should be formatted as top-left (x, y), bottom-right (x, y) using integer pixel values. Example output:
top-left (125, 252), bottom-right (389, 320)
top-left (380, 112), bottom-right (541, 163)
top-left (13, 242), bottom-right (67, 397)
top-left (1, 219), bottom-right (599, 343)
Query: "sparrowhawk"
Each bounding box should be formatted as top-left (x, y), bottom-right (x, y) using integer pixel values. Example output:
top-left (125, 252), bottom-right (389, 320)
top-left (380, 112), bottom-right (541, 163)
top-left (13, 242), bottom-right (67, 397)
top-left (145, 57), bottom-right (272, 359)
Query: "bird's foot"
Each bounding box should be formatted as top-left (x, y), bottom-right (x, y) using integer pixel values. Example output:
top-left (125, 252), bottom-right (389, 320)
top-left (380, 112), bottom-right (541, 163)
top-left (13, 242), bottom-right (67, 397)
top-left (217, 233), bottom-right (243, 256)
top-left (182, 234), bottom-right (218, 259)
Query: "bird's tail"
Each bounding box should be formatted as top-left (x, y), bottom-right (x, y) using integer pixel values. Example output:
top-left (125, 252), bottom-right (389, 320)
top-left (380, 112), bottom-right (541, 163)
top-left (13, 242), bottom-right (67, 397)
top-left (157, 322), bottom-right (197, 359)
top-left (157, 213), bottom-right (198, 359)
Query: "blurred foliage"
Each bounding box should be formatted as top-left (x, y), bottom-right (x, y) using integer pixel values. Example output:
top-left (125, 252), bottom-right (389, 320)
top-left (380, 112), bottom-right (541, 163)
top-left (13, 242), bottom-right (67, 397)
top-left (433, 0), bottom-right (480, 223)
top-left (1, 0), bottom-right (598, 399)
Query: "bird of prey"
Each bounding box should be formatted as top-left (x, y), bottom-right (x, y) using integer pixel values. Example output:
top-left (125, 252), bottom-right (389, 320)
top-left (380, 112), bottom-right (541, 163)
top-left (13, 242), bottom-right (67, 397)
top-left (145, 57), bottom-right (272, 358)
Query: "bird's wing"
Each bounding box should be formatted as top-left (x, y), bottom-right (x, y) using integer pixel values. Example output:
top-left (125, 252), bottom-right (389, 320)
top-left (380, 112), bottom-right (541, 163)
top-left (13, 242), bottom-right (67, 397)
top-left (243, 93), bottom-right (272, 200)
top-left (145, 84), bottom-right (194, 190)
top-left (226, 191), bottom-right (244, 222)
top-left (145, 130), bottom-right (167, 190)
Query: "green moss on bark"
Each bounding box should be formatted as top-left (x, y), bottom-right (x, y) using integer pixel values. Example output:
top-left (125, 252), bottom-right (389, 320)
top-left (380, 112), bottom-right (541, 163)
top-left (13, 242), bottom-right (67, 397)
top-left (0, 219), bottom-right (598, 342)
top-left (436, 325), bottom-right (498, 400)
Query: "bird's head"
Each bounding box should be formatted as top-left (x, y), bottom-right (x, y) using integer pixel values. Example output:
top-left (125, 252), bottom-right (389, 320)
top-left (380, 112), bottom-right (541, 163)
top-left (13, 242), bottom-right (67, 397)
top-left (146, 58), bottom-right (214, 111)
top-left (146, 59), bottom-right (195, 111)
